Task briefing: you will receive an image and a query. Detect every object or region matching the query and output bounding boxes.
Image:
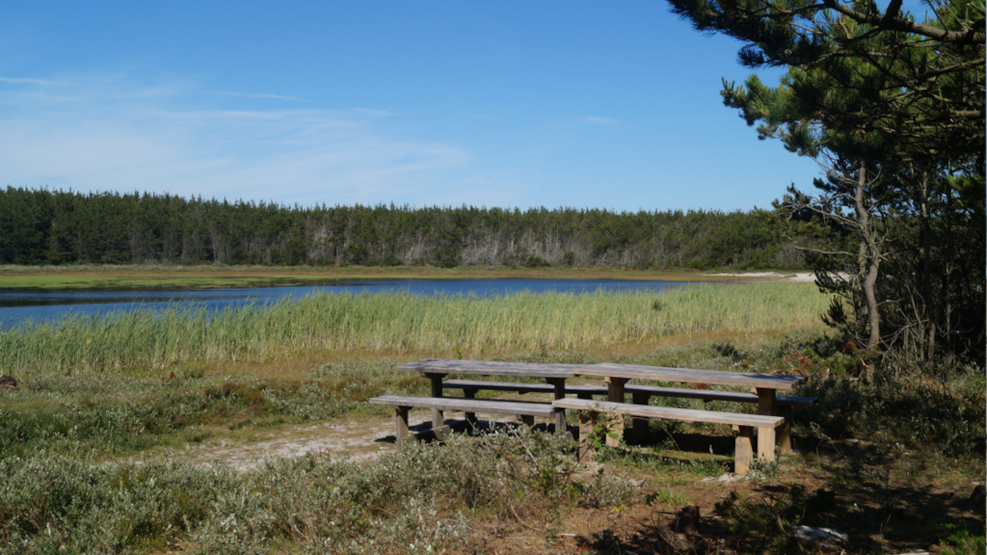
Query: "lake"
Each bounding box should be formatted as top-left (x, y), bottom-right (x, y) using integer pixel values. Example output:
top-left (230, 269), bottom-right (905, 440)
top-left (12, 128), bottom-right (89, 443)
top-left (0, 278), bottom-right (703, 328)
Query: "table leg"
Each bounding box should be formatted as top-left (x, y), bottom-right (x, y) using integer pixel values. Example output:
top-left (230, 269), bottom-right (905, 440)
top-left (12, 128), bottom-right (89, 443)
top-left (735, 426), bottom-right (753, 474)
top-left (546, 378), bottom-right (567, 434)
top-left (777, 405), bottom-right (792, 453)
top-left (427, 373), bottom-right (445, 429)
top-left (463, 388), bottom-right (478, 428)
top-left (631, 392), bottom-right (651, 444)
top-left (395, 406), bottom-right (411, 447)
top-left (756, 388), bottom-right (776, 462)
top-left (605, 377), bottom-right (628, 447)
top-left (578, 411), bottom-right (596, 461)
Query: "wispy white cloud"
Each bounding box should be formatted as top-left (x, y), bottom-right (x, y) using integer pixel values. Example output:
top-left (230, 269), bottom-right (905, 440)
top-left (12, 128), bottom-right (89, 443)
top-left (0, 76), bottom-right (65, 86)
top-left (579, 115), bottom-right (620, 125)
top-left (0, 74), bottom-right (474, 206)
top-left (203, 89), bottom-right (310, 102)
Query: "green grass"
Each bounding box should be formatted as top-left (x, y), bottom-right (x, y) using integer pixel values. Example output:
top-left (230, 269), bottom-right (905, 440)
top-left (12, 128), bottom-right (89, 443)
top-left (0, 283), bottom-right (829, 374)
top-left (0, 360), bottom-right (427, 460)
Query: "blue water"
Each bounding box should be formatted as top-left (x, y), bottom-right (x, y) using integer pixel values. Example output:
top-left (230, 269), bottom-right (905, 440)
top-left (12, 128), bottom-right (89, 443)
top-left (0, 278), bottom-right (701, 328)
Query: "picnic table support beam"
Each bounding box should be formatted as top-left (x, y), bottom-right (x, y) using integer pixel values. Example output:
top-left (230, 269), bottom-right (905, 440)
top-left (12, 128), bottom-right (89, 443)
top-left (605, 377), bottom-right (628, 447)
top-left (462, 388), bottom-right (478, 428)
top-left (578, 411), bottom-right (596, 461)
top-left (545, 378), bottom-right (568, 435)
top-left (777, 405), bottom-right (792, 453)
top-left (735, 426), bottom-right (753, 474)
top-left (427, 373), bottom-right (445, 430)
top-left (395, 406), bottom-right (411, 447)
top-left (756, 388), bottom-right (776, 462)
top-left (631, 392), bottom-right (652, 444)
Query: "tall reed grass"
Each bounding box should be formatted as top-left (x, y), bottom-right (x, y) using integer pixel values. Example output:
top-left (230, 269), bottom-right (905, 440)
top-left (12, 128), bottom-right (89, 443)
top-left (0, 283), bottom-right (829, 375)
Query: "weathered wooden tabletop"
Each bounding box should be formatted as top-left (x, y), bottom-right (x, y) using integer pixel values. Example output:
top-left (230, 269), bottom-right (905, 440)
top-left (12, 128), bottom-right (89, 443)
top-left (396, 358), bottom-right (587, 379)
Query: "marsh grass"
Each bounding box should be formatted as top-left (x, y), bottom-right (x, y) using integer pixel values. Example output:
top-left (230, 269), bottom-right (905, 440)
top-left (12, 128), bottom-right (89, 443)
top-left (1, 283), bottom-right (829, 375)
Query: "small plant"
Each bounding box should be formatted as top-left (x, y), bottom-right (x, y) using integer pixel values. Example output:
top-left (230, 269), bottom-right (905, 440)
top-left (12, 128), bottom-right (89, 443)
top-left (931, 519), bottom-right (987, 555)
top-left (645, 487), bottom-right (687, 506)
top-left (580, 410), bottom-right (624, 450)
top-left (748, 457), bottom-right (781, 482)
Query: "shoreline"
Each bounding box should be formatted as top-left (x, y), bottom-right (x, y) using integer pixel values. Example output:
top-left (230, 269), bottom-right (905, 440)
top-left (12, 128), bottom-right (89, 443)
top-left (0, 264), bottom-right (816, 290)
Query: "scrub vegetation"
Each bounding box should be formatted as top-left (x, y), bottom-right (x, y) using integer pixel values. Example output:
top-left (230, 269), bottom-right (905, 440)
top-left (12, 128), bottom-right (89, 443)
top-left (0, 284), bottom-right (982, 554)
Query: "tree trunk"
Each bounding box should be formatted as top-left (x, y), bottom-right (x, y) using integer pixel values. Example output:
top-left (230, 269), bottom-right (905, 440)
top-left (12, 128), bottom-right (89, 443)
top-left (853, 163), bottom-right (881, 351)
top-left (945, 173), bottom-right (953, 355)
top-left (920, 172), bottom-right (936, 363)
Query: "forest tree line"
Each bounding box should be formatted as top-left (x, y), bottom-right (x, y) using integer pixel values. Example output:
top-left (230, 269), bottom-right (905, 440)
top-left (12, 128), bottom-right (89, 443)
top-left (0, 187), bottom-right (808, 269)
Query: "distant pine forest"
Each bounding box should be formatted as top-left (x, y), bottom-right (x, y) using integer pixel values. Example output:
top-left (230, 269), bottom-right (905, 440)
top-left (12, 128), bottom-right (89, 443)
top-left (0, 187), bottom-right (808, 269)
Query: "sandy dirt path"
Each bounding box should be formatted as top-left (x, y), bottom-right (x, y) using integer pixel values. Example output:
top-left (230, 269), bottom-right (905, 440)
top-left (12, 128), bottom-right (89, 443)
top-left (152, 412), bottom-right (530, 471)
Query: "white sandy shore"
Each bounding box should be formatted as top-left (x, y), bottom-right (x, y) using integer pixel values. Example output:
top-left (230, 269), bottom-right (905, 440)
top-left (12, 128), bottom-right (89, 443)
top-left (709, 271), bottom-right (817, 282)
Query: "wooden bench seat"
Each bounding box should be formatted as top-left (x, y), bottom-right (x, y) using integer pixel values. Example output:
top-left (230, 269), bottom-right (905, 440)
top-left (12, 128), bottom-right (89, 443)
top-left (553, 398), bottom-right (784, 474)
top-left (369, 395), bottom-right (560, 445)
top-left (442, 379), bottom-right (608, 398)
top-left (442, 379), bottom-right (813, 406)
top-left (621, 385), bottom-right (816, 407)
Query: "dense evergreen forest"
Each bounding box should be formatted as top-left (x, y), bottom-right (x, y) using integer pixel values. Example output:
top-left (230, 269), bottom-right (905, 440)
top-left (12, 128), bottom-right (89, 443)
top-left (0, 187), bottom-right (806, 269)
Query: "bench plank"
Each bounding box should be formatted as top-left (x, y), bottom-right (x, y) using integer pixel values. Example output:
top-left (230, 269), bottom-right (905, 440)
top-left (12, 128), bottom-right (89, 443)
top-left (397, 359), bottom-right (582, 379)
top-left (370, 395), bottom-right (558, 417)
top-left (623, 385), bottom-right (816, 407)
top-left (442, 379), bottom-right (608, 396)
top-left (441, 379), bottom-right (815, 407)
top-left (552, 398), bottom-right (784, 428)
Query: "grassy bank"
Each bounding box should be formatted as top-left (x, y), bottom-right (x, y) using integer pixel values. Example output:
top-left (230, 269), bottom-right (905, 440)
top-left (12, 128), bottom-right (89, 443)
top-left (0, 263), bottom-right (786, 290)
top-left (0, 283), bottom-right (828, 374)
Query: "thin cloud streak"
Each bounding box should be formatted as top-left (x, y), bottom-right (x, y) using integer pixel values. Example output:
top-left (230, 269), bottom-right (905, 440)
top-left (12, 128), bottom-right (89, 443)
top-left (0, 74), bottom-right (476, 206)
top-left (203, 89), bottom-right (311, 102)
top-left (0, 76), bottom-right (65, 86)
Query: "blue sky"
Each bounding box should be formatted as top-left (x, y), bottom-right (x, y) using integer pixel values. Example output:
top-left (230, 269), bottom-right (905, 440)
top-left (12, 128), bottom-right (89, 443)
top-left (0, 1), bottom-right (830, 212)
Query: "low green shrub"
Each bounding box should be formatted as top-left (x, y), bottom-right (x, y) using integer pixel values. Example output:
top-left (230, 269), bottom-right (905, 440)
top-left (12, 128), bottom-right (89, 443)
top-left (0, 430), bottom-right (645, 554)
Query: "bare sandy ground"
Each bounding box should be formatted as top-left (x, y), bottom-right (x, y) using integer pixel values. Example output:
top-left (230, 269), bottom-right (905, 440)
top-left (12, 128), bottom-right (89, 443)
top-left (151, 412), bottom-right (533, 471)
top-left (709, 271), bottom-right (817, 282)
top-left (152, 416), bottom-right (402, 470)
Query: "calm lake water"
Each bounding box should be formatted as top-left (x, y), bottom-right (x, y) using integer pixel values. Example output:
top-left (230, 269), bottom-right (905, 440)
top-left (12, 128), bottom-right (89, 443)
top-left (0, 278), bottom-right (701, 328)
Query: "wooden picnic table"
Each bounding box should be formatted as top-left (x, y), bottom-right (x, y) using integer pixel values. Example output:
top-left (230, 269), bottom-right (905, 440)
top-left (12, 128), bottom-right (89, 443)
top-left (391, 358), bottom-right (809, 466)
